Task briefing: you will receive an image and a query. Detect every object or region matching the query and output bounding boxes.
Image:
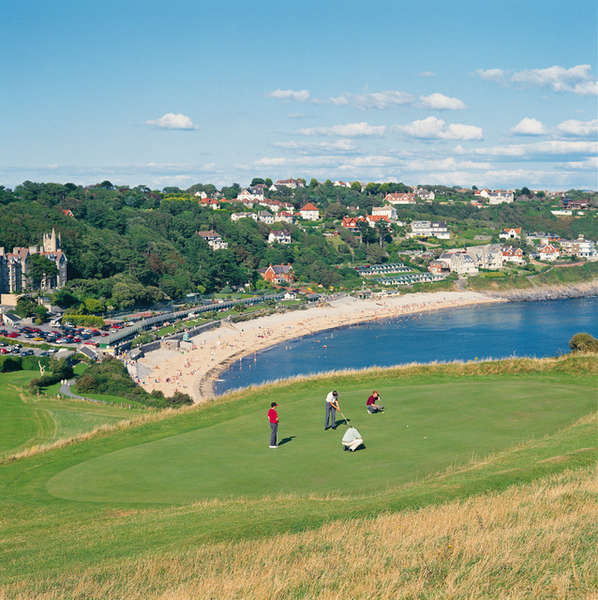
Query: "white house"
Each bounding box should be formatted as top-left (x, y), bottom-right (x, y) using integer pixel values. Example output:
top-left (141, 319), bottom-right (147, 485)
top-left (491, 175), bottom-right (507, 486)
top-left (299, 202), bottom-right (320, 220)
top-left (414, 188), bottom-right (435, 201)
top-left (333, 180), bottom-right (351, 188)
top-left (499, 228), bottom-right (522, 240)
top-left (231, 212), bottom-right (258, 222)
top-left (409, 220), bottom-right (450, 239)
top-left (194, 191), bottom-right (208, 199)
top-left (197, 230), bottom-right (228, 250)
top-left (276, 178), bottom-right (305, 189)
top-left (466, 244), bottom-right (504, 270)
top-left (574, 235), bottom-right (597, 260)
top-left (502, 246), bottom-right (525, 265)
top-left (258, 211), bottom-right (275, 225)
top-left (372, 205), bottom-right (397, 220)
top-left (473, 189), bottom-right (490, 199)
top-left (268, 230), bottom-right (292, 245)
top-left (385, 192), bottom-right (416, 205)
top-left (538, 244), bottom-right (560, 262)
top-left (488, 190), bottom-right (514, 205)
top-left (366, 215), bottom-right (391, 228)
top-left (274, 211), bottom-right (294, 224)
top-left (438, 251), bottom-right (478, 275)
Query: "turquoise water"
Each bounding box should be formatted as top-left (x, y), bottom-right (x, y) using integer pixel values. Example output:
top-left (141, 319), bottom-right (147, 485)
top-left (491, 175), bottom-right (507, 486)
top-left (214, 296), bottom-right (598, 394)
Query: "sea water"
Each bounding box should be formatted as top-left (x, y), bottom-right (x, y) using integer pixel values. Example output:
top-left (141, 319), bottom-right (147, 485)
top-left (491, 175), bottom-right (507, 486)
top-left (214, 296), bottom-right (598, 395)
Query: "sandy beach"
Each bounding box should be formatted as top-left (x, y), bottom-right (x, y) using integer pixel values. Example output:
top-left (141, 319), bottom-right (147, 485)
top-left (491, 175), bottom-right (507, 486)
top-left (136, 290), bottom-right (505, 403)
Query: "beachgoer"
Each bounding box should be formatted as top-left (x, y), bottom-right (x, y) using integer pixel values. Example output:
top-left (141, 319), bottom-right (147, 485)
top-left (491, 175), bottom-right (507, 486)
top-left (325, 390), bottom-right (340, 430)
top-left (342, 426), bottom-right (364, 452)
top-left (366, 390), bottom-right (384, 414)
top-left (268, 402), bottom-right (279, 448)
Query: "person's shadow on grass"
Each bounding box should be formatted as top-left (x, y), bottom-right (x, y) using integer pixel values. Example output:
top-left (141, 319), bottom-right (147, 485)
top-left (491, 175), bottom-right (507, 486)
top-left (278, 436), bottom-right (295, 446)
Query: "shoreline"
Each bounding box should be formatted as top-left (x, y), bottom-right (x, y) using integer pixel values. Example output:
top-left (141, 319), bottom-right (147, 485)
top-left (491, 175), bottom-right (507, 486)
top-left (138, 291), bottom-right (504, 402)
top-left (137, 279), bottom-right (598, 403)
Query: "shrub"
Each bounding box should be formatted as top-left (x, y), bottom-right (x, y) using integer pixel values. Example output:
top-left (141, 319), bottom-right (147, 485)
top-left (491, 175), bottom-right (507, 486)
top-left (0, 356), bottom-right (22, 372)
top-left (569, 332), bottom-right (598, 353)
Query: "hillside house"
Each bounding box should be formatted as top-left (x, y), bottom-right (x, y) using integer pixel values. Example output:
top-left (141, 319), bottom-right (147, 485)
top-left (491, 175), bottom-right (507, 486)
top-left (371, 205), bottom-right (397, 220)
top-left (499, 228), bottom-right (522, 240)
top-left (258, 211), bottom-right (275, 225)
top-left (259, 263), bottom-right (295, 284)
top-left (341, 216), bottom-right (366, 231)
top-left (428, 260), bottom-right (450, 275)
top-left (473, 189), bottom-right (490, 199)
top-left (196, 230), bottom-right (228, 250)
top-left (268, 230), bottom-right (292, 245)
top-left (502, 246), bottom-right (525, 264)
top-left (274, 211), bottom-right (294, 224)
top-left (488, 190), bottom-right (514, 205)
top-left (438, 251), bottom-right (478, 275)
top-left (366, 215), bottom-right (391, 228)
top-left (414, 188), bottom-right (435, 201)
top-left (276, 178), bottom-right (305, 189)
top-left (385, 192), bottom-right (416, 205)
top-left (231, 212), bottom-right (257, 222)
top-left (408, 220), bottom-right (450, 239)
top-left (198, 198), bottom-right (221, 210)
top-left (466, 244), bottom-right (504, 270)
top-left (333, 180), bottom-right (351, 188)
top-left (538, 244), bottom-right (560, 262)
top-left (299, 202), bottom-right (320, 220)
top-left (194, 191), bottom-right (208, 199)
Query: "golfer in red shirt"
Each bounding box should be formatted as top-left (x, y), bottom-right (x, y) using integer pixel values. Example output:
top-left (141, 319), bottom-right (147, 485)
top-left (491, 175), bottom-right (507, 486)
top-left (268, 402), bottom-right (279, 448)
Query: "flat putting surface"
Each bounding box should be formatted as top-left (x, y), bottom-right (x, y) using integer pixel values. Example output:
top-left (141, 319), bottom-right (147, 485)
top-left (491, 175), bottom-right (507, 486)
top-left (46, 376), bottom-right (596, 504)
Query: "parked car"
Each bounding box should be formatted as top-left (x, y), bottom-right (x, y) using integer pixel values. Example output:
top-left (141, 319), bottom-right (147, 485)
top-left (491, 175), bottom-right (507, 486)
top-left (38, 350), bottom-right (50, 357)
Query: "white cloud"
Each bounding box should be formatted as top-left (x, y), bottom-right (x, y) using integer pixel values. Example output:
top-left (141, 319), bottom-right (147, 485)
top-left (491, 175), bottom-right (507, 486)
top-left (273, 139), bottom-right (357, 153)
top-left (565, 157), bottom-right (598, 169)
top-left (512, 117), bottom-right (546, 136)
top-left (405, 158), bottom-right (491, 171)
top-left (287, 113), bottom-right (306, 119)
top-left (475, 140), bottom-right (598, 157)
top-left (269, 89), bottom-right (311, 102)
top-left (399, 116), bottom-right (483, 140)
top-left (476, 68), bottom-right (505, 82)
top-left (420, 93), bottom-right (466, 110)
top-left (329, 95), bottom-right (350, 105)
top-left (337, 156), bottom-right (395, 170)
top-left (511, 64), bottom-right (597, 95)
top-left (557, 119), bottom-right (598, 137)
top-left (330, 90), bottom-right (414, 110)
top-left (420, 71), bottom-right (436, 78)
top-left (299, 122), bottom-right (386, 137)
top-left (146, 113), bottom-right (198, 130)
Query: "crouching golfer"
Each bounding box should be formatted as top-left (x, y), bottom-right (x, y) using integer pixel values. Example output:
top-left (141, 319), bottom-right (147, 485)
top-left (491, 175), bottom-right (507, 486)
top-left (366, 390), bottom-right (384, 414)
top-left (325, 390), bottom-right (340, 430)
top-left (342, 426), bottom-right (364, 452)
top-left (268, 402), bottom-right (279, 448)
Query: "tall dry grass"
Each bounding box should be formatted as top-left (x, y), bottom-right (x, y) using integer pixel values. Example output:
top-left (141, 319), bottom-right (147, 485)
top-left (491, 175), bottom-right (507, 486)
top-left (4, 466), bottom-right (597, 600)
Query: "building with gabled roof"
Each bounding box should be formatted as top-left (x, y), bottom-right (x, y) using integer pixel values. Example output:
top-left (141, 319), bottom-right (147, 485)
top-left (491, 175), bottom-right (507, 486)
top-left (299, 202), bottom-right (320, 220)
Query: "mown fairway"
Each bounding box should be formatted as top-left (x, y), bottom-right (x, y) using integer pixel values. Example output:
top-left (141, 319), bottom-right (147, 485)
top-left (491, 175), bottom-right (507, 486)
top-left (1, 355), bottom-right (597, 597)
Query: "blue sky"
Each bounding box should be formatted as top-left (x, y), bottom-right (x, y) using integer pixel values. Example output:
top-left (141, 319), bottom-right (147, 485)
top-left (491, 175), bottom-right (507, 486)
top-left (1, 0), bottom-right (596, 190)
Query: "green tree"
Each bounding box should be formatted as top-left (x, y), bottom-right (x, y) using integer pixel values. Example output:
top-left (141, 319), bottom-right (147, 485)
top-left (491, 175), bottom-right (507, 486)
top-left (26, 254), bottom-right (58, 289)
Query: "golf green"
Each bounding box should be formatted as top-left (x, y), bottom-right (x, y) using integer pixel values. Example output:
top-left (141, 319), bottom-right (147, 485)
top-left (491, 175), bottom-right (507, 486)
top-left (47, 378), bottom-right (595, 504)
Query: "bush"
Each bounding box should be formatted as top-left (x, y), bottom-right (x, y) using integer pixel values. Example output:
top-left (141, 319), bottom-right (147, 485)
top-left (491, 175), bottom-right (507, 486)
top-left (0, 356), bottom-right (22, 372)
top-left (27, 358), bottom-right (74, 392)
top-left (569, 332), bottom-right (598, 353)
top-left (75, 358), bottom-right (191, 408)
top-left (62, 313), bottom-right (105, 327)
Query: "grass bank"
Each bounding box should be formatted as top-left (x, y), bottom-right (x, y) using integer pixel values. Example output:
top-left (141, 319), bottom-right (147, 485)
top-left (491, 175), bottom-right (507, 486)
top-left (1, 354), bottom-right (596, 597)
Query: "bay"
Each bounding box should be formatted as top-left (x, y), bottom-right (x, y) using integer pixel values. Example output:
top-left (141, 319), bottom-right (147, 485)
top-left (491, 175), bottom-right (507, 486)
top-left (214, 296), bottom-right (598, 395)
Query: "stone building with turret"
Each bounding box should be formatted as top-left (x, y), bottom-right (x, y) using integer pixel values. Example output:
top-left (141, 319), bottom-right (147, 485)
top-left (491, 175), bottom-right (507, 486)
top-left (0, 229), bottom-right (67, 293)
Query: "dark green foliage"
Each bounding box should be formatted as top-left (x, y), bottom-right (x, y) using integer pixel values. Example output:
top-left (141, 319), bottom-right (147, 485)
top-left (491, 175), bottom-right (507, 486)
top-left (76, 358), bottom-right (192, 408)
top-left (0, 356), bottom-right (23, 372)
top-left (27, 358), bottom-right (74, 392)
top-left (569, 333), bottom-right (598, 353)
top-left (15, 296), bottom-right (48, 322)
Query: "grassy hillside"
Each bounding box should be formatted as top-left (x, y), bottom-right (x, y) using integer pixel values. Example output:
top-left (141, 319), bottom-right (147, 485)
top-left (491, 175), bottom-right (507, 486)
top-left (0, 371), bottom-right (146, 459)
top-left (1, 354), bottom-right (596, 598)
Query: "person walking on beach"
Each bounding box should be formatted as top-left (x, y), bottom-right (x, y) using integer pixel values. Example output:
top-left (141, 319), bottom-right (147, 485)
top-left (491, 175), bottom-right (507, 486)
top-left (325, 390), bottom-right (340, 430)
top-left (268, 402), bottom-right (279, 448)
